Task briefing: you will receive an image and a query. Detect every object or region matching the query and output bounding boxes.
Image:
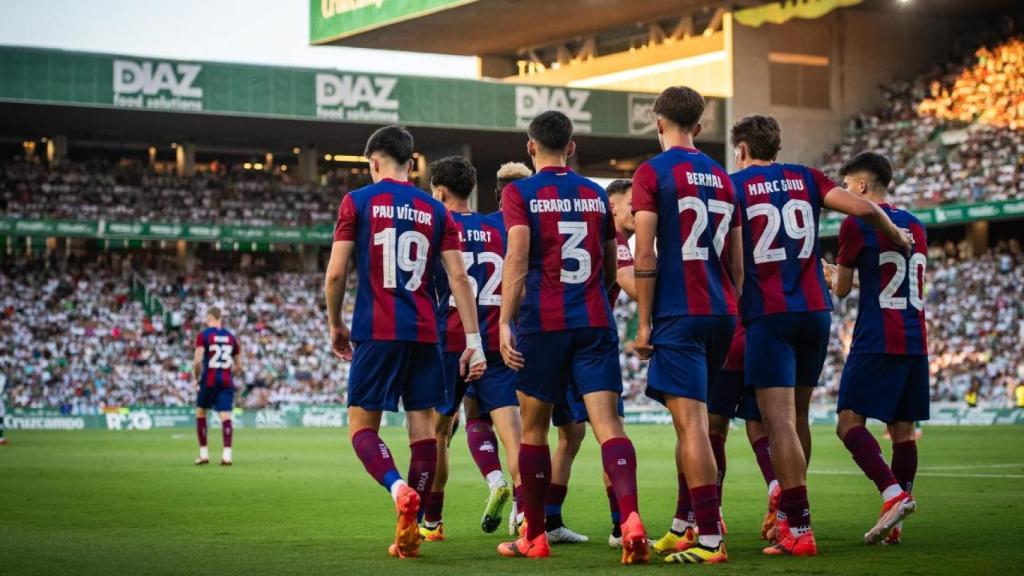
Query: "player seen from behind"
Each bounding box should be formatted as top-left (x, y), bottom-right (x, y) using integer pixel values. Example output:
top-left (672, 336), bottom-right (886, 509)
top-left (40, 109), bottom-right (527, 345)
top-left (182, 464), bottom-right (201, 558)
top-left (194, 306), bottom-right (241, 466)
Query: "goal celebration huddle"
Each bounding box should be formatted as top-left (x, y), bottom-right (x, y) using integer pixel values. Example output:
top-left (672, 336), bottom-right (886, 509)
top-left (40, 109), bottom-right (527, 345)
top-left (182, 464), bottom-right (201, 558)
top-left (196, 84), bottom-right (929, 565)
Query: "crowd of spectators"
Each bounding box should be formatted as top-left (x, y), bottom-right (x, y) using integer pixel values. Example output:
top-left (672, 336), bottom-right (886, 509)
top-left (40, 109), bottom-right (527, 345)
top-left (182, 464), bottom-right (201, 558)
top-left (3, 242), bottom-right (1021, 413)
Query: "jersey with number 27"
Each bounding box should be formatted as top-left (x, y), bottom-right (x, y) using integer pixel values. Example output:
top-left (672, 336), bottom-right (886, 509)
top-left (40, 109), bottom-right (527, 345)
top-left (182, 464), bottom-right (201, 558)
top-left (502, 166), bottom-right (616, 335)
top-left (334, 178), bottom-right (461, 343)
top-left (837, 205), bottom-right (928, 355)
top-left (731, 163), bottom-right (835, 323)
top-left (196, 327), bottom-right (239, 388)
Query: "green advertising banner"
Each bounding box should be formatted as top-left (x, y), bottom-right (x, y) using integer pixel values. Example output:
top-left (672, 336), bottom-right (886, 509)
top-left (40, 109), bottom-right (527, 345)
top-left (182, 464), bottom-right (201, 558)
top-left (818, 198), bottom-right (1024, 238)
top-left (310, 0), bottom-right (477, 44)
top-left (0, 45), bottom-right (695, 140)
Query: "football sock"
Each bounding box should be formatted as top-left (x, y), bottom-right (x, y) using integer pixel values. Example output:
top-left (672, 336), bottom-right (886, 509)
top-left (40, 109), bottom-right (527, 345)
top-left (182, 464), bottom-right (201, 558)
top-left (197, 416), bottom-right (208, 448)
top-left (424, 491), bottom-right (444, 525)
top-left (519, 443), bottom-right (551, 540)
top-left (674, 472), bottom-right (694, 533)
top-left (351, 428), bottom-right (402, 494)
top-left (751, 436), bottom-right (777, 486)
top-left (222, 419), bottom-right (232, 448)
top-left (690, 483), bottom-right (722, 547)
top-left (843, 426), bottom-right (900, 496)
top-left (466, 418), bottom-right (502, 478)
top-left (601, 438), bottom-right (640, 522)
top-left (514, 483), bottom-right (524, 513)
top-left (709, 433), bottom-right (727, 502)
top-left (545, 483), bottom-right (568, 531)
top-left (606, 485), bottom-right (621, 524)
top-left (780, 486), bottom-right (812, 532)
top-left (891, 440), bottom-right (918, 494)
top-left (407, 439), bottom-right (438, 507)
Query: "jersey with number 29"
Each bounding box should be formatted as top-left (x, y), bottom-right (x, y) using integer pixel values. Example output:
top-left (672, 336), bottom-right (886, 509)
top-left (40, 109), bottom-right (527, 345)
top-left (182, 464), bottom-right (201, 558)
top-left (334, 178), bottom-right (461, 343)
top-left (731, 163), bottom-right (835, 323)
top-left (196, 327), bottom-right (239, 388)
top-left (837, 205), bottom-right (928, 355)
top-left (502, 166), bottom-right (616, 335)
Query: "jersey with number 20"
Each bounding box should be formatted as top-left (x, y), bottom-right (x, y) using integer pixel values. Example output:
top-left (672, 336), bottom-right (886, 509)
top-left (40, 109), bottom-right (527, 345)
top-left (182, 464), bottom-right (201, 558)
top-left (334, 178), bottom-right (461, 343)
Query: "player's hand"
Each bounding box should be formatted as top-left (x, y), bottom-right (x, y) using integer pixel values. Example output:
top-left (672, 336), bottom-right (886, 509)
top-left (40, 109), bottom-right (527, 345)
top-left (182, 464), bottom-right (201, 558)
top-left (634, 324), bottom-right (654, 361)
top-left (894, 227), bottom-right (913, 255)
top-left (499, 323), bottom-right (524, 371)
top-left (330, 324), bottom-right (352, 361)
top-left (461, 332), bottom-right (487, 382)
top-left (821, 259), bottom-right (836, 289)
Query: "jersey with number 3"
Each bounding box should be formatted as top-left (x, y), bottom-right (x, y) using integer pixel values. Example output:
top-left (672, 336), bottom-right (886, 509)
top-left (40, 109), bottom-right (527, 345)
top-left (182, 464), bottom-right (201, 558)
top-left (731, 163), bottom-right (834, 323)
top-left (334, 178), bottom-right (461, 343)
top-left (196, 327), bottom-right (239, 388)
top-left (837, 205), bottom-right (928, 355)
top-left (502, 166), bottom-right (615, 335)
top-left (631, 146), bottom-right (740, 318)
top-left (435, 211), bottom-right (505, 352)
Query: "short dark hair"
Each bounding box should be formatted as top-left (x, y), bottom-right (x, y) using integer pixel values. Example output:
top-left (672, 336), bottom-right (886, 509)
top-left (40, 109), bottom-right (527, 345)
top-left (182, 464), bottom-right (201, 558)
top-left (429, 156), bottom-right (476, 199)
top-left (606, 179), bottom-right (632, 197)
top-left (839, 151), bottom-right (893, 189)
top-left (730, 115), bottom-right (781, 161)
top-left (653, 86), bottom-right (704, 130)
top-left (363, 125), bottom-right (414, 164)
top-left (528, 110), bottom-right (573, 151)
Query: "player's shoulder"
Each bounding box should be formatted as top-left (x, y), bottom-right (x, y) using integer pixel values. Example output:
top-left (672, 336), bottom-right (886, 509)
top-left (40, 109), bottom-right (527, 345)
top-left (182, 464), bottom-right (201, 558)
top-left (573, 171), bottom-right (608, 197)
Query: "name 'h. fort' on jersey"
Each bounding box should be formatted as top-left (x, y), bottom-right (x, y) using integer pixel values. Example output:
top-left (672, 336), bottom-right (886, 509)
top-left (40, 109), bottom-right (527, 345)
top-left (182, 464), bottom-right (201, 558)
top-left (334, 177), bottom-right (461, 343)
top-left (631, 146), bottom-right (739, 318)
top-left (502, 166), bottom-right (616, 334)
top-left (731, 162), bottom-right (836, 323)
top-left (837, 205), bottom-right (928, 355)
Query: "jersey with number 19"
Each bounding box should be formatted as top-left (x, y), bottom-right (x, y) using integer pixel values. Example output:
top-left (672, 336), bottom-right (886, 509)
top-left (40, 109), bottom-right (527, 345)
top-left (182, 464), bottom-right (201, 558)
top-left (836, 205), bottom-right (930, 423)
top-left (631, 146), bottom-right (738, 405)
top-left (731, 163), bottom-right (835, 389)
top-left (501, 166), bottom-right (621, 405)
top-left (333, 178), bottom-right (460, 412)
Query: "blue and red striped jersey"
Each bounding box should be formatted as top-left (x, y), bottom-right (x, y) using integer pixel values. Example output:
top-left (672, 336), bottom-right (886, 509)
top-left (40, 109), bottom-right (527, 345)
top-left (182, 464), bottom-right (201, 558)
top-left (837, 205), bottom-right (928, 355)
top-left (608, 230), bottom-right (634, 305)
top-left (731, 163), bottom-right (835, 323)
top-left (195, 327), bottom-right (238, 388)
top-left (334, 178), bottom-right (461, 343)
top-left (631, 146), bottom-right (740, 318)
top-left (502, 166), bottom-right (616, 335)
top-left (435, 211), bottom-right (506, 353)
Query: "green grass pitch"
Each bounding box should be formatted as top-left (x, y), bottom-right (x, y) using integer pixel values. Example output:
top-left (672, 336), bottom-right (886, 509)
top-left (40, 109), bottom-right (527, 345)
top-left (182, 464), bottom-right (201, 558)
top-left (2, 425), bottom-right (1022, 575)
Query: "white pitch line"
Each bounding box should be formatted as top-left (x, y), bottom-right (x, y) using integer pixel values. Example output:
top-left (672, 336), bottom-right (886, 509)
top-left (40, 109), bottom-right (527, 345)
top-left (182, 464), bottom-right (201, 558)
top-left (813, 470), bottom-right (1024, 479)
top-left (915, 463), bottom-right (1024, 471)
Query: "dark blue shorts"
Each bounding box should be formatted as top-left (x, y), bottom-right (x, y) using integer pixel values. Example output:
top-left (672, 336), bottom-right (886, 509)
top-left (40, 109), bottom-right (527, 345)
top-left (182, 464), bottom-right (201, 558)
top-left (745, 311), bottom-right (831, 389)
top-left (838, 353), bottom-right (930, 424)
top-left (708, 370), bottom-right (761, 421)
top-left (552, 388), bottom-right (626, 427)
top-left (646, 315), bottom-right (735, 406)
top-left (347, 340), bottom-right (445, 412)
top-left (444, 351), bottom-right (518, 416)
top-left (515, 328), bottom-right (622, 406)
top-left (196, 386), bottom-right (234, 412)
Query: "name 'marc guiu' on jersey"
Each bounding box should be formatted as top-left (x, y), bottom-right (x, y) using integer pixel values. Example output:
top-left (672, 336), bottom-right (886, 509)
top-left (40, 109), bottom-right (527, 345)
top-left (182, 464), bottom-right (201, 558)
top-left (196, 327), bottom-right (238, 388)
top-left (502, 166), bottom-right (616, 334)
top-left (631, 146), bottom-right (740, 318)
top-left (608, 229), bottom-right (634, 305)
top-left (837, 205), bottom-right (928, 355)
top-left (731, 163), bottom-right (835, 323)
top-left (334, 178), bottom-right (461, 343)
top-left (434, 212), bottom-right (506, 352)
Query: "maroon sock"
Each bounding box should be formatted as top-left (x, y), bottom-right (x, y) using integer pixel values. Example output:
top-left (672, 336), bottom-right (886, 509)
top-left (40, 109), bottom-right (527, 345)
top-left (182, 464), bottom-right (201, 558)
top-left (514, 483), bottom-right (523, 512)
top-left (424, 491), bottom-right (445, 524)
top-left (196, 416), bottom-right (208, 449)
top-left (780, 485), bottom-right (811, 529)
top-left (751, 436), bottom-right (777, 486)
top-left (709, 434), bottom-right (727, 502)
top-left (843, 426), bottom-right (899, 494)
top-left (606, 486), bottom-right (620, 522)
top-left (407, 439), bottom-right (438, 506)
top-left (351, 428), bottom-right (402, 489)
top-left (519, 443), bottom-right (551, 540)
top-left (222, 419), bottom-right (232, 448)
top-left (546, 483), bottom-right (567, 510)
top-left (689, 484), bottom-right (721, 537)
top-left (891, 440), bottom-right (918, 494)
top-left (601, 438), bottom-right (639, 521)
top-left (466, 418), bottom-right (502, 477)
top-left (676, 473), bottom-right (693, 523)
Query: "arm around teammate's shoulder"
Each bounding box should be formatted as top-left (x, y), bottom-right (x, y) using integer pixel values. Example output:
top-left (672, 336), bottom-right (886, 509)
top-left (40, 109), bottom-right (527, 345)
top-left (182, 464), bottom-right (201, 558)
top-left (822, 186), bottom-right (911, 253)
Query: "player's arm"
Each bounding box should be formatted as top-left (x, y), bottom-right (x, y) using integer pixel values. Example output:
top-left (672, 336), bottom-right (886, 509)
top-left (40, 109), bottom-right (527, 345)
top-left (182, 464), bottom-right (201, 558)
top-left (834, 265), bottom-right (856, 298)
top-left (831, 216), bottom-right (863, 298)
top-left (441, 248), bottom-right (486, 381)
top-left (232, 339), bottom-right (244, 377)
top-left (498, 225), bottom-right (528, 370)
top-left (822, 186), bottom-right (911, 252)
top-left (192, 346), bottom-right (203, 385)
top-left (632, 210), bottom-right (657, 360)
top-left (727, 226), bottom-right (744, 300)
top-left (616, 265), bottom-right (637, 301)
top-left (325, 240), bottom-right (356, 361)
